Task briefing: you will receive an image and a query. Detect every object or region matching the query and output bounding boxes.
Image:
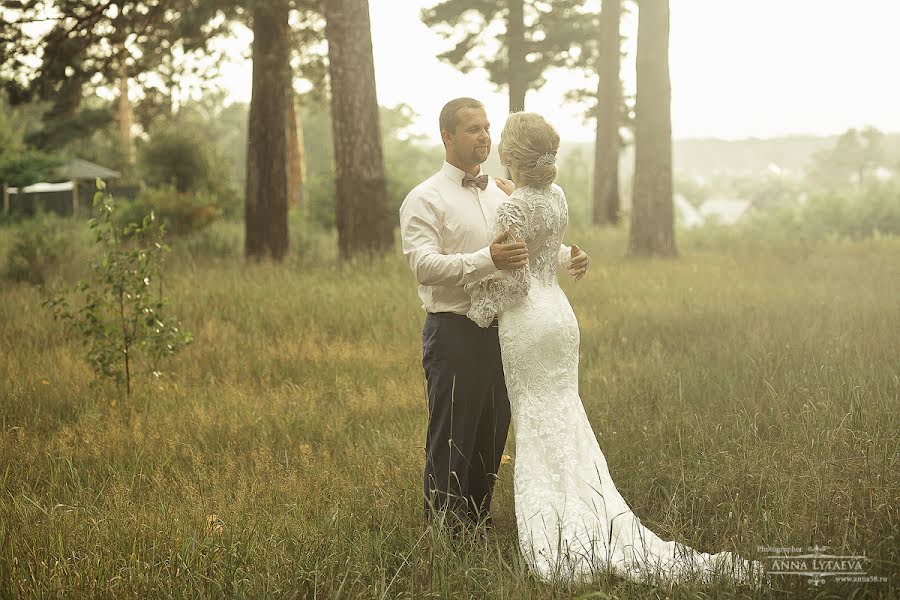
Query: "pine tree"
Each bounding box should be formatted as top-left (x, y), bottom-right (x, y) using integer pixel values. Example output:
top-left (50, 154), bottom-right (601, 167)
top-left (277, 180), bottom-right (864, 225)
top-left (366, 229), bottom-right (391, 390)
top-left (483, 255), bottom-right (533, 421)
top-left (324, 0), bottom-right (393, 259)
top-left (421, 0), bottom-right (598, 112)
top-left (592, 0), bottom-right (622, 225)
top-left (628, 0), bottom-right (676, 257)
top-left (244, 0), bottom-right (292, 261)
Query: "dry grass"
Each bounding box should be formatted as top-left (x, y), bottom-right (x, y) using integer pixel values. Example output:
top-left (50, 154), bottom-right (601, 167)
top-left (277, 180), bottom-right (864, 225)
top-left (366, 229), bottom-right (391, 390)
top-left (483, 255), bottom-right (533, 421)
top-left (1, 220), bottom-right (898, 598)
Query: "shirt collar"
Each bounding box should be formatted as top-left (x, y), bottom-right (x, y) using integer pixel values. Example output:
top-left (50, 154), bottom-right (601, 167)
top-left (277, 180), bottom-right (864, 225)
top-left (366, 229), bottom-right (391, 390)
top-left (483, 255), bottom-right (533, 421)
top-left (441, 160), bottom-right (483, 186)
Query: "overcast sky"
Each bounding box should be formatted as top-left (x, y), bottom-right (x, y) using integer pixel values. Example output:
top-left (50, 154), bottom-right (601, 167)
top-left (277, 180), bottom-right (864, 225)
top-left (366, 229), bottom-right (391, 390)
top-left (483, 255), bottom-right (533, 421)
top-left (210, 0), bottom-right (900, 142)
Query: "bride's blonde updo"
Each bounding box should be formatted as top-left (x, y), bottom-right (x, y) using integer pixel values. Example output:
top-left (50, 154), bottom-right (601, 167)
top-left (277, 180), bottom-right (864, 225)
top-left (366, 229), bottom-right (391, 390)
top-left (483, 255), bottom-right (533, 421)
top-left (498, 112), bottom-right (561, 188)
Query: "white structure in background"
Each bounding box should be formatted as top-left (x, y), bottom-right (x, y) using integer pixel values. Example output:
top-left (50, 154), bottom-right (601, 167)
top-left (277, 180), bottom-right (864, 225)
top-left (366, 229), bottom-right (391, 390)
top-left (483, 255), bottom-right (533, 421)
top-left (6, 181), bottom-right (74, 194)
top-left (2, 158), bottom-right (120, 215)
top-left (674, 193), bottom-right (705, 229)
top-left (874, 166), bottom-right (894, 182)
top-left (698, 197), bottom-right (752, 226)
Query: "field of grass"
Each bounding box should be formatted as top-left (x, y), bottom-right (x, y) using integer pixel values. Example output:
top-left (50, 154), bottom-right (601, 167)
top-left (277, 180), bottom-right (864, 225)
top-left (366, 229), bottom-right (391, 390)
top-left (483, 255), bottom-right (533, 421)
top-left (1, 218), bottom-right (898, 598)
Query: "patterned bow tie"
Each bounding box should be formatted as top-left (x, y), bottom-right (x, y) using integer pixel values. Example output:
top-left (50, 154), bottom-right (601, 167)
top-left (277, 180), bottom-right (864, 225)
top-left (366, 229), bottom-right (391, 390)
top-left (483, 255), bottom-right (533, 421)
top-left (462, 173), bottom-right (489, 190)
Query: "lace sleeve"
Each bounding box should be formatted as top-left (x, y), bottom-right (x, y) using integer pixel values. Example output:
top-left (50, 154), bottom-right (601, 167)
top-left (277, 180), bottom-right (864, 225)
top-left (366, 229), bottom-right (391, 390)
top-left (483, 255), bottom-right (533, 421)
top-left (464, 201), bottom-right (532, 328)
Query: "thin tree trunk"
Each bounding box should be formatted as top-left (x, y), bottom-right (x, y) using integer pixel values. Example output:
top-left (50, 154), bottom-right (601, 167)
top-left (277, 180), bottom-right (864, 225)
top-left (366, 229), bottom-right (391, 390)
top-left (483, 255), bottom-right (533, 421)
top-left (593, 0), bottom-right (621, 225)
top-left (324, 0), bottom-right (392, 260)
top-left (245, 0), bottom-right (291, 262)
top-left (117, 60), bottom-right (136, 167)
top-left (287, 95), bottom-right (307, 214)
top-left (507, 0), bottom-right (526, 112)
top-left (629, 0), bottom-right (676, 257)
top-left (71, 178), bottom-right (79, 217)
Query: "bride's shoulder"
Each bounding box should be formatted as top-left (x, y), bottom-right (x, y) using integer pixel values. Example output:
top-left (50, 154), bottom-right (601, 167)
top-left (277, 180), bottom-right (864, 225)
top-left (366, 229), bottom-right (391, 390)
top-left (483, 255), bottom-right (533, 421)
top-left (517, 184), bottom-right (564, 207)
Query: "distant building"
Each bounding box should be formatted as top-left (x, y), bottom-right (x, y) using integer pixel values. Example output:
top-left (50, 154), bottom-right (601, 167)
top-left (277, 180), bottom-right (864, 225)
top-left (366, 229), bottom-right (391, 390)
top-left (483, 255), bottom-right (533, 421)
top-left (674, 193), bottom-right (705, 229)
top-left (698, 198), bottom-right (752, 225)
top-left (3, 158), bottom-right (122, 217)
top-left (874, 166), bottom-right (894, 182)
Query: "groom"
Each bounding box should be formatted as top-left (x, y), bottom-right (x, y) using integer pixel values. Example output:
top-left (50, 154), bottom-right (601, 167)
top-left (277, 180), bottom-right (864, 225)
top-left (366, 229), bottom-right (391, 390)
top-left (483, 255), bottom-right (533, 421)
top-left (399, 98), bottom-right (590, 529)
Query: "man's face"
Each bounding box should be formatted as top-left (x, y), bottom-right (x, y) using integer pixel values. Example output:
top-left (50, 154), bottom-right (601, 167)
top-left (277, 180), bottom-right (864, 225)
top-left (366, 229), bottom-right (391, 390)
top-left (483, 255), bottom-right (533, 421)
top-left (445, 107), bottom-right (491, 166)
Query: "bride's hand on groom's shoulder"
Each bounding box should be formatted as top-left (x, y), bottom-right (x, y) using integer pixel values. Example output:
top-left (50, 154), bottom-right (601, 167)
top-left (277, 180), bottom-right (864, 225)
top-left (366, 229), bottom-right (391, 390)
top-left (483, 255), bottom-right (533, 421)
top-left (495, 177), bottom-right (515, 196)
top-left (568, 244), bottom-right (590, 281)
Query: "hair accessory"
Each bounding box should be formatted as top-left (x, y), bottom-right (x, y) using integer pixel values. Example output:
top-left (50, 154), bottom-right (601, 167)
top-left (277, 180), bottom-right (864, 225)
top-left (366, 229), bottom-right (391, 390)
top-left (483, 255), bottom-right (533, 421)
top-left (536, 152), bottom-right (556, 166)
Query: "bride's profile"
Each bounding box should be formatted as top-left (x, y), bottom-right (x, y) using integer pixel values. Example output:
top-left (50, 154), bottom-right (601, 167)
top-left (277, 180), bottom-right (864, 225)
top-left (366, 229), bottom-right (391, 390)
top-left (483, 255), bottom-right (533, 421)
top-left (464, 111), bottom-right (762, 585)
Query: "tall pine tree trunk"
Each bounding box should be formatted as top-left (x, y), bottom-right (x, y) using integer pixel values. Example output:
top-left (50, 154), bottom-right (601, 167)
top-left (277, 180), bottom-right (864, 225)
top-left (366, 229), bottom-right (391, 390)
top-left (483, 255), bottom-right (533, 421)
top-left (593, 0), bottom-right (621, 225)
top-left (116, 60), bottom-right (136, 167)
top-left (629, 0), bottom-right (676, 257)
top-left (245, 0), bottom-right (291, 262)
top-left (288, 94), bottom-right (306, 214)
top-left (324, 0), bottom-right (392, 260)
top-left (507, 0), bottom-right (526, 112)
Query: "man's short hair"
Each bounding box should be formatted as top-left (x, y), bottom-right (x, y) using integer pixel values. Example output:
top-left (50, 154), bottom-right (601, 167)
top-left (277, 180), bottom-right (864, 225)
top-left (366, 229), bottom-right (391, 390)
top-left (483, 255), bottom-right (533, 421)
top-left (439, 97), bottom-right (484, 136)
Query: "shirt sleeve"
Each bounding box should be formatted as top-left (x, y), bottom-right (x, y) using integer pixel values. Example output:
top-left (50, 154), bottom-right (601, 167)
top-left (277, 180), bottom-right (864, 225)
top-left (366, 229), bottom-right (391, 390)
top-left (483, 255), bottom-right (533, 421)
top-left (399, 187), bottom-right (498, 287)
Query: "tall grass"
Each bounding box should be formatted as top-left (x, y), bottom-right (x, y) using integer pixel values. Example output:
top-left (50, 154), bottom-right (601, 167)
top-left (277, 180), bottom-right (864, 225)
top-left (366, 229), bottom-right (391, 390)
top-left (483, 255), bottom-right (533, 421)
top-left (1, 219), bottom-right (898, 598)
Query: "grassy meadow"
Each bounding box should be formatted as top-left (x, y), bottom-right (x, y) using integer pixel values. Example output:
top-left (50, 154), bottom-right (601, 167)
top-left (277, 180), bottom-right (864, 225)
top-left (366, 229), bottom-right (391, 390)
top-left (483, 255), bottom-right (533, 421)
top-left (1, 216), bottom-right (898, 598)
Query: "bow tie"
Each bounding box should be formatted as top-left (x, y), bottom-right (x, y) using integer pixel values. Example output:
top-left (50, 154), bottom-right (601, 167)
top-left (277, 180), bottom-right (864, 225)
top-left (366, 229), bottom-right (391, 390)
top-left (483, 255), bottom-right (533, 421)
top-left (462, 173), bottom-right (489, 190)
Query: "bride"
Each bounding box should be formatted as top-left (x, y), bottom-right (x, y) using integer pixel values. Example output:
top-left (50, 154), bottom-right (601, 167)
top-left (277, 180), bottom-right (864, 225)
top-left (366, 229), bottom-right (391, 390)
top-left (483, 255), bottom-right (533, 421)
top-left (464, 112), bottom-right (761, 585)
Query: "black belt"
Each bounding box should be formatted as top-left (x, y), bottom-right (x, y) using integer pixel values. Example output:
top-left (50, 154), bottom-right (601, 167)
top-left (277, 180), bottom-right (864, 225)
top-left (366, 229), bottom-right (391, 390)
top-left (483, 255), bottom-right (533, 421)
top-left (428, 312), bottom-right (499, 328)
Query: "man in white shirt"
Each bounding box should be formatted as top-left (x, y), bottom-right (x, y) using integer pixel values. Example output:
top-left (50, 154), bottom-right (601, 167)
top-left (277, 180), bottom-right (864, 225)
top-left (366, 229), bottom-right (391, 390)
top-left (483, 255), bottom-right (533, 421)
top-left (399, 98), bottom-right (590, 530)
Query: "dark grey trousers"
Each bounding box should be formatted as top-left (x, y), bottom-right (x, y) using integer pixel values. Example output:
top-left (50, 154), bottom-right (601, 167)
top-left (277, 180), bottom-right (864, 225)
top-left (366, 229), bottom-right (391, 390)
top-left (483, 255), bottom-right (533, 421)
top-left (421, 311), bottom-right (511, 526)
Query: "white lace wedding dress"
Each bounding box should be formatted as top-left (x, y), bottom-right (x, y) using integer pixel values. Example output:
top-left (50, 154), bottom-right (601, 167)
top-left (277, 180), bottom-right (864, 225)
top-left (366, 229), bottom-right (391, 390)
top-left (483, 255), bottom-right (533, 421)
top-left (465, 183), bottom-right (760, 585)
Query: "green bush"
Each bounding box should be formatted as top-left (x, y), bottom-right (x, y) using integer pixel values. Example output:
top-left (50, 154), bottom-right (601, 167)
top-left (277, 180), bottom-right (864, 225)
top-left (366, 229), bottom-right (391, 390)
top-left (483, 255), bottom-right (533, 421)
top-left (753, 183), bottom-right (900, 243)
top-left (684, 182), bottom-right (900, 253)
top-left (306, 172), bottom-right (336, 230)
top-left (138, 118), bottom-right (242, 219)
top-left (169, 221), bottom-right (243, 262)
top-left (41, 181), bottom-right (192, 401)
top-left (117, 186), bottom-right (221, 238)
top-left (800, 183), bottom-right (900, 239)
top-left (2, 210), bottom-right (71, 284)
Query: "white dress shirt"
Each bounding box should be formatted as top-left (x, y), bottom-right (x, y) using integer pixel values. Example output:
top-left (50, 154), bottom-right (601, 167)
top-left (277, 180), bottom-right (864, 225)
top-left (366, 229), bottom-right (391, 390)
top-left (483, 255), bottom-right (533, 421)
top-left (400, 160), bottom-right (572, 315)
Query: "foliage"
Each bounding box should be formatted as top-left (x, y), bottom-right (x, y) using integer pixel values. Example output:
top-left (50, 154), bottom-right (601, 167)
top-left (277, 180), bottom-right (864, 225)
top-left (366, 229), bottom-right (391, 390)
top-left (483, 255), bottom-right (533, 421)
top-left (0, 91), bottom-right (25, 155)
top-left (564, 0), bottom-right (635, 135)
top-left (0, 149), bottom-right (63, 188)
top-left (24, 107), bottom-right (116, 152)
top-left (685, 182), bottom-right (900, 253)
top-left (300, 98), bottom-right (442, 230)
top-left (167, 220), bottom-right (244, 262)
top-left (556, 145), bottom-right (594, 224)
top-left (137, 110), bottom-right (241, 218)
top-left (0, 92), bottom-right (63, 187)
top-left (808, 126), bottom-right (894, 190)
top-left (167, 96), bottom-right (249, 207)
top-left (784, 183), bottom-right (900, 240)
top-left (1, 209), bottom-right (71, 285)
top-left (421, 0), bottom-right (600, 102)
top-left (139, 125), bottom-right (215, 191)
top-left (62, 104), bottom-right (136, 180)
top-left (41, 180), bottom-right (192, 401)
top-left (380, 104), bottom-right (445, 215)
top-left (0, 0), bottom-right (230, 118)
top-left (674, 174), bottom-right (711, 208)
top-left (116, 186), bottom-right (222, 239)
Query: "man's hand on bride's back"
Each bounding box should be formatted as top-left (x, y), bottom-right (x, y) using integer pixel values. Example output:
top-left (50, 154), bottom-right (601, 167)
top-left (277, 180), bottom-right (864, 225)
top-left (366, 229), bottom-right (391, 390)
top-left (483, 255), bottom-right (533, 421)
top-left (490, 230), bottom-right (528, 270)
